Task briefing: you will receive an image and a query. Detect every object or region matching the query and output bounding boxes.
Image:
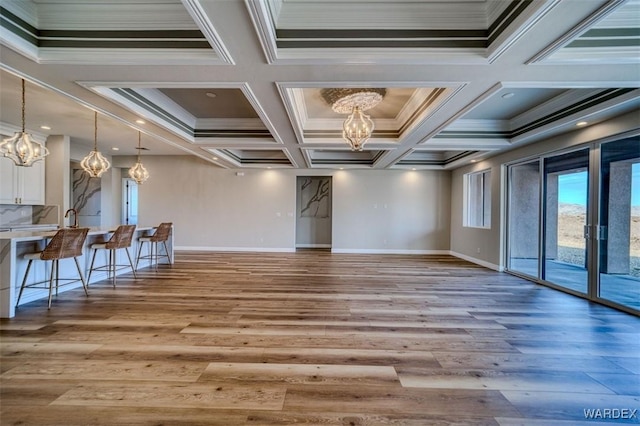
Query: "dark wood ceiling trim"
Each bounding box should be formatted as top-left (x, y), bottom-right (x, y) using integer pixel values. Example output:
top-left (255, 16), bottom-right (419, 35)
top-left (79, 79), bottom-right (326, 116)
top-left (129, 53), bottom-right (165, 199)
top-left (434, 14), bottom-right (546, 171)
top-left (434, 131), bottom-right (510, 139)
top-left (0, 7), bottom-right (38, 45)
top-left (220, 149), bottom-right (291, 165)
top-left (273, 0), bottom-right (531, 50)
top-left (276, 29), bottom-right (487, 39)
top-left (195, 129), bottom-right (272, 138)
top-left (112, 88), bottom-right (193, 136)
top-left (0, 8), bottom-right (209, 50)
top-left (397, 151), bottom-right (477, 166)
top-left (566, 28), bottom-right (640, 48)
top-left (398, 88), bottom-right (446, 134)
top-left (487, 0), bottom-right (531, 45)
top-left (511, 88), bottom-right (635, 137)
top-left (276, 38), bottom-right (486, 49)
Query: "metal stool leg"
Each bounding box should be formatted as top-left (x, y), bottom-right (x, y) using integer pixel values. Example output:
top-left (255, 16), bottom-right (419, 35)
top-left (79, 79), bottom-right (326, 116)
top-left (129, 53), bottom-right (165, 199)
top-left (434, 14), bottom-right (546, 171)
top-left (87, 249), bottom-right (98, 284)
top-left (162, 241), bottom-right (172, 267)
top-left (74, 257), bottom-right (89, 296)
top-left (125, 247), bottom-right (137, 279)
top-left (135, 240), bottom-right (145, 269)
top-left (16, 259), bottom-right (34, 307)
top-left (47, 260), bottom-right (57, 309)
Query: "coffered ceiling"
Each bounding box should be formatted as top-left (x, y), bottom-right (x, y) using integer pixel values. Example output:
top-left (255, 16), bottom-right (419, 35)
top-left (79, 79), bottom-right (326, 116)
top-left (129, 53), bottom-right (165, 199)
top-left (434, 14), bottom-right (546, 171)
top-left (0, 0), bottom-right (638, 169)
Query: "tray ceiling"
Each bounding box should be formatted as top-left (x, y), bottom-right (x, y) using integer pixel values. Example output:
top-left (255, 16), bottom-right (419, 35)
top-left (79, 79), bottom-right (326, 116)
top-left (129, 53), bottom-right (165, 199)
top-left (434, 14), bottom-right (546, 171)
top-left (0, 0), bottom-right (638, 169)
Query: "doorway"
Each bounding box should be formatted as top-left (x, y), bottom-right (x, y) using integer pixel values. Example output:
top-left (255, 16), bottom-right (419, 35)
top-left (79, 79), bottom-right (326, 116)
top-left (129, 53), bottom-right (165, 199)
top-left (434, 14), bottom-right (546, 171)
top-left (295, 176), bottom-right (332, 248)
top-left (122, 178), bottom-right (138, 225)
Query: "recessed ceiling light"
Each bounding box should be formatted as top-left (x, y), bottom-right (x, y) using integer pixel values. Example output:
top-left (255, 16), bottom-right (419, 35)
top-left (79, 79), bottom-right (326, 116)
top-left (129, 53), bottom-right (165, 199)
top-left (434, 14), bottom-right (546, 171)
top-left (136, 119), bottom-right (145, 124)
top-left (40, 125), bottom-right (51, 130)
top-left (576, 121), bottom-right (588, 126)
top-left (112, 147), bottom-right (119, 151)
top-left (206, 92), bottom-right (217, 98)
top-left (411, 168), bottom-right (416, 171)
top-left (471, 159), bottom-right (478, 163)
top-left (501, 92), bottom-right (515, 99)
top-left (212, 156), bottom-right (218, 160)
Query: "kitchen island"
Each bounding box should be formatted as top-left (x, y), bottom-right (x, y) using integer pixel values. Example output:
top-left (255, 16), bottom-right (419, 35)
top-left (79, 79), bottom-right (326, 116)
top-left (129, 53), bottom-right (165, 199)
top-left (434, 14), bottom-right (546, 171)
top-left (0, 226), bottom-right (173, 318)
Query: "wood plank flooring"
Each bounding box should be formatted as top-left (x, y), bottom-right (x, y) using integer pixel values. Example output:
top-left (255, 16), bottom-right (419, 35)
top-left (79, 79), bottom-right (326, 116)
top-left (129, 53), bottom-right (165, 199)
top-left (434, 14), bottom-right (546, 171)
top-left (1, 251), bottom-right (639, 425)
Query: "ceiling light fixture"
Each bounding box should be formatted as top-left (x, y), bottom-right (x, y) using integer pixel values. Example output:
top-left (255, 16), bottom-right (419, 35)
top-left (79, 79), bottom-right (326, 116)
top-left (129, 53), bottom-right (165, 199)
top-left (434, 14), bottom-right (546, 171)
top-left (136, 119), bottom-right (146, 124)
top-left (81, 111), bottom-right (111, 178)
top-left (321, 88), bottom-right (386, 151)
top-left (576, 121), bottom-right (588, 127)
top-left (128, 131), bottom-right (149, 184)
top-left (40, 125), bottom-right (51, 130)
top-left (501, 92), bottom-right (515, 99)
top-left (0, 79), bottom-right (50, 166)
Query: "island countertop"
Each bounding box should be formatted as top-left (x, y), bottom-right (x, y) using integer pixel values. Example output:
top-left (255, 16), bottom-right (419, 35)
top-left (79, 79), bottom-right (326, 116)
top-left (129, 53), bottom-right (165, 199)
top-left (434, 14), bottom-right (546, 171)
top-left (0, 225), bottom-right (172, 318)
top-left (0, 226), bottom-right (157, 241)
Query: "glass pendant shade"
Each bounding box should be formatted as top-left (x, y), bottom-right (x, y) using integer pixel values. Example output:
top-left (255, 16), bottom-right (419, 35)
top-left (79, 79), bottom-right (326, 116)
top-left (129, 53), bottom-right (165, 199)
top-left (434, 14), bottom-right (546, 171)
top-left (342, 106), bottom-right (374, 151)
top-left (0, 79), bottom-right (50, 166)
top-left (128, 131), bottom-right (149, 184)
top-left (81, 111), bottom-right (111, 178)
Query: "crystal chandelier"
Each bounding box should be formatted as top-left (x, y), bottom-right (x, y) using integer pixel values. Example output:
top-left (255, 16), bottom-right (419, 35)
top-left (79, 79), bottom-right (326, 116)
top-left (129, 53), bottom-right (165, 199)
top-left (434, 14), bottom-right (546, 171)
top-left (0, 79), bottom-right (50, 166)
top-left (321, 88), bottom-right (385, 151)
top-left (128, 131), bottom-right (149, 184)
top-left (342, 106), bottom-right (375, 151)
top-left (81, 111), bottom-right (111, 178)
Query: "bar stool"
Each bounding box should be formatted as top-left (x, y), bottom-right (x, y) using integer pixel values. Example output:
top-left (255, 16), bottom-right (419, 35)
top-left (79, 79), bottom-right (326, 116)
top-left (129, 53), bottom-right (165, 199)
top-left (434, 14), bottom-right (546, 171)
top-left (136, 222), bottom-right (172, 271)
top-left (87, 225), bottom-right (137, 287)
top-left (16, 227), bottom-right (89, 309)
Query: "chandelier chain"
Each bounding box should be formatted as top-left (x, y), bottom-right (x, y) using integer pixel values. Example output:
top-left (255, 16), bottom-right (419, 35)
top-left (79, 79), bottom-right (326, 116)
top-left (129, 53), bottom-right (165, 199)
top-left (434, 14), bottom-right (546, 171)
top-left (94, 111), bottom-right (98, 150)
top-left (21, 79), bottom-right (25, 133)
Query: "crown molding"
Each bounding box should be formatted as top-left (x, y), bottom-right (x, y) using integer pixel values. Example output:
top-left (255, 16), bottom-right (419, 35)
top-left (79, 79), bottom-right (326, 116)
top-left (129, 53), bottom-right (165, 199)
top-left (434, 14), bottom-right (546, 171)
top-left (527, 0), bottom-right (629, 64)
top-left (182, 0), bottom-right (235, 65)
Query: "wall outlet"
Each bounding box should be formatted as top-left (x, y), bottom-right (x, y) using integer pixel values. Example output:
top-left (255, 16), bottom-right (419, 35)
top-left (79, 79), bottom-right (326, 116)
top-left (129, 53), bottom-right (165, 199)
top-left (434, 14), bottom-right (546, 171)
top-left (476, 247), bottom-right (481, 253)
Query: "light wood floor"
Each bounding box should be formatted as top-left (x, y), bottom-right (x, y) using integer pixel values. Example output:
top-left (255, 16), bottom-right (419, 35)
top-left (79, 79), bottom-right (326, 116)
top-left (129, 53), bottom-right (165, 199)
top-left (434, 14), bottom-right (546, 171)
top-left (2, 251), bottom-right (639, 425)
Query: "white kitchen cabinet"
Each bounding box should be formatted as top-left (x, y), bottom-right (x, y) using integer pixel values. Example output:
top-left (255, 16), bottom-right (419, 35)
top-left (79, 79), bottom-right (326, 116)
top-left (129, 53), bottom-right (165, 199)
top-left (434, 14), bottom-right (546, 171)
top-left (0, 156), bottom-right (45, 205)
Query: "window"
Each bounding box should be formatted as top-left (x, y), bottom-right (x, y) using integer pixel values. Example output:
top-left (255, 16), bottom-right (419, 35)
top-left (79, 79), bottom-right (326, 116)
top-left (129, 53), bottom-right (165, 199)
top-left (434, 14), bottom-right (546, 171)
top-left (464, 169), bottom-right (491, 228)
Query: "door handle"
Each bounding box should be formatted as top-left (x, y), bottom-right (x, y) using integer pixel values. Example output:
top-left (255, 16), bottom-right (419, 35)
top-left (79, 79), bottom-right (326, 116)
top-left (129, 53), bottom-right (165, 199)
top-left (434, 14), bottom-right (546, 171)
top-left (597, 226), bottom-right (607, 241)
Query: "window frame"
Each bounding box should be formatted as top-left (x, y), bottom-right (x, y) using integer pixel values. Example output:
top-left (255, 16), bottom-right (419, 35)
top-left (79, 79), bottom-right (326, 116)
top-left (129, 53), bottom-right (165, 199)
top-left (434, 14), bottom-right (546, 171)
top-left (463, 168), bottom-right (491, 229)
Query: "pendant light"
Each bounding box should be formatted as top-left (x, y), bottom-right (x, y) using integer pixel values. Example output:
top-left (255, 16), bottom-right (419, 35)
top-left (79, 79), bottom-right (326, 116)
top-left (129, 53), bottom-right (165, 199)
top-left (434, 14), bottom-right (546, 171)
top-left (128, 131), bottom-right (149, 184)
top-left (0, 79), bottom-right (50, 166)
top-left (81, 111), bottom-right (111, 178)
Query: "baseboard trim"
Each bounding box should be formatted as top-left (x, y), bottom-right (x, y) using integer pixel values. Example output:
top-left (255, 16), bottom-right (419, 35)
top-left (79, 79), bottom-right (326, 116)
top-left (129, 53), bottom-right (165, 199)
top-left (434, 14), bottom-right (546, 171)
top-left (331, 248), bottom-right (450, 255)
top-left (449, 250), bottom-right (503, 271)
top-left (175, 246), bottom-right (296, 253)
top-left (296, 244), bottom-right (332, 249)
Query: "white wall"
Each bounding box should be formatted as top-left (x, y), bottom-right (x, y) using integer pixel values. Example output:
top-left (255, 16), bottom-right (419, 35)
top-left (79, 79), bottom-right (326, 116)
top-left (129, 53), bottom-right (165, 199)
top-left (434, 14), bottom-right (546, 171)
top-left (133, 156), bottom-right (452, 253)
top-left (450, 110), bottom-right (640, 270)
top-left (44, 135), bottom-right (70, 227)
top-left (332, 170), bottom-right (451, 253)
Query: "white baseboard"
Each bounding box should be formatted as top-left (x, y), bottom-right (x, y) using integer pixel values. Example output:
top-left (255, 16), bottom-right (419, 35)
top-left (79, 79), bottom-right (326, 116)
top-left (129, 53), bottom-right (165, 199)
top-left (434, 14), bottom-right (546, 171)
top-left (175, 246), bottom-right (502, 272)
top-left (331, 248), bottom-right (450, 255)
top-left (449, 250), bottom-right (503, 271)
top-left (175, 246), bottom-right (296, 253)
top-left (296, 244), bottom-right (332, 249)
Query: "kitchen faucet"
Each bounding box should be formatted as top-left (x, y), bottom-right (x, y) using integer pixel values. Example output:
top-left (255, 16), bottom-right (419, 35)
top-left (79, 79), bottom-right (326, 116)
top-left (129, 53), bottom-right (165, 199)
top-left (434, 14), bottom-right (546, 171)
top-left (64, 208), bottom-right (78, 228)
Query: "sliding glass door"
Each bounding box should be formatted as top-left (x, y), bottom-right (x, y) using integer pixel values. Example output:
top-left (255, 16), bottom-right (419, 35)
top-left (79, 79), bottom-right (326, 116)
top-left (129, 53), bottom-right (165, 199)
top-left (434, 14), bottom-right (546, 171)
top-left (506, 136), bottom-right (639, 314)
top-left (543, 149), bottom-right (590, 294)
top-left (507, 160), bottom-right (540, 278)
top-left (598, 138), bottom-right (640, 310)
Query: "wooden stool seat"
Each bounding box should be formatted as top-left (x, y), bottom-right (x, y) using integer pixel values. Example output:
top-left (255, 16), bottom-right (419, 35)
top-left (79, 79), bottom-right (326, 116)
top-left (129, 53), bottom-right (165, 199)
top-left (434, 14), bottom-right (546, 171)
top-left (87, 225), bottom-right (137, 287)
top-left (136, 222), bottom-right (172, 271)
top-left (16, 227), bottom-right (90, 310)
